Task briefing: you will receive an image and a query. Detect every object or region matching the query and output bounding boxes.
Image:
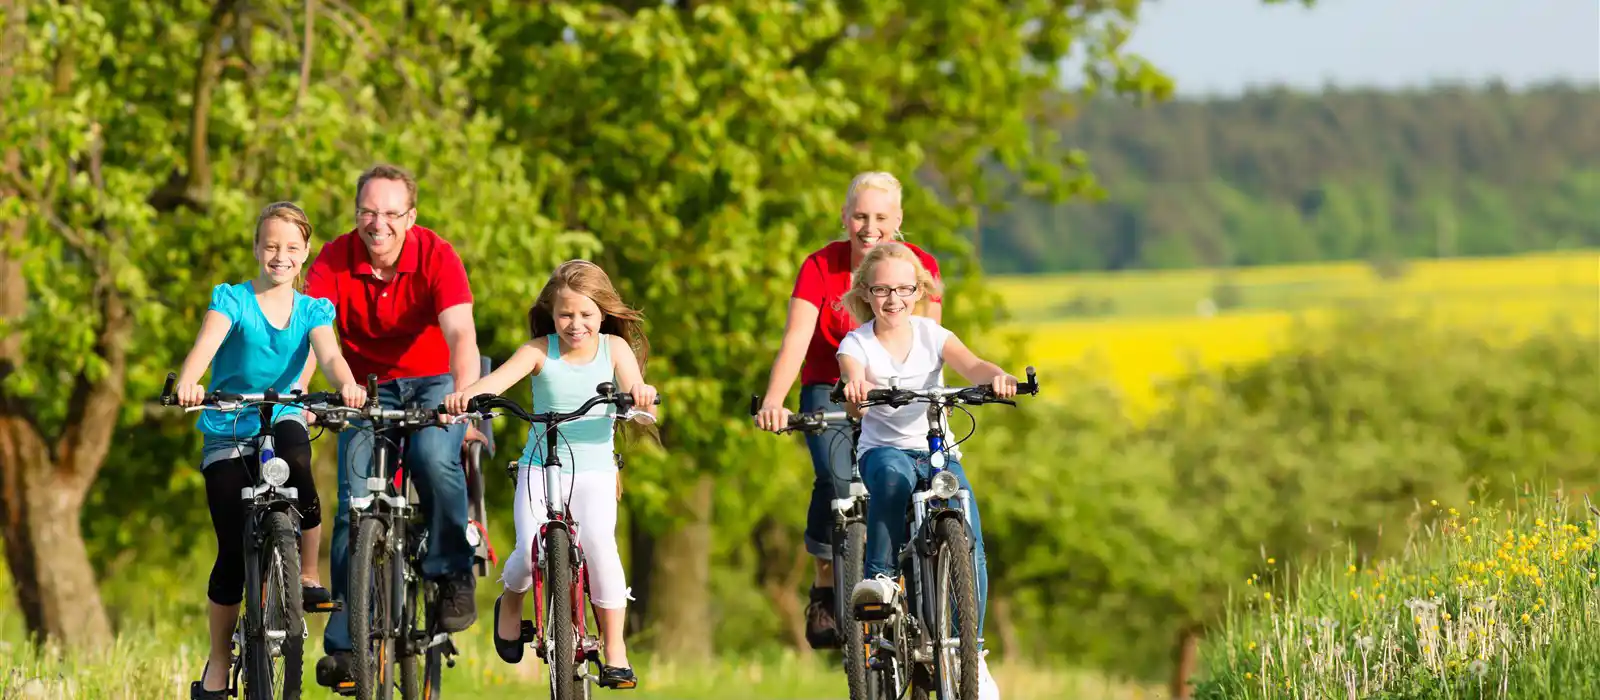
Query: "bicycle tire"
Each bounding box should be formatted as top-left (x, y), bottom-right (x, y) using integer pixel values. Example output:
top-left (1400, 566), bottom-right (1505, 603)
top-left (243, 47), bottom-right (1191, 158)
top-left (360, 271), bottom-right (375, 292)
top-left (406, 576), bottom-right (445, 700)
top-left (931, 518), bottom-right (980, 700)
top-left (840, 520), bottom-right (871, 700)
top-left (397, 572), bottom-right (421, 700)
top-left (545, 526), bottom-right (578, 700)
top-left (244, 511), bottom-right (305, 700)
top-left (351, 517), bottom-right (396, 700)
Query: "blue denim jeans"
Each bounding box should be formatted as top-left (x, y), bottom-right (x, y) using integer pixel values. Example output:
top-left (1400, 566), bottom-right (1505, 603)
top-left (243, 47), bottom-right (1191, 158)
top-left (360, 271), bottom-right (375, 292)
top-left (323, 373), bottom-right (470, 654)
top-left (800, 384), bottom-right (855, 560)
top-left (860, 446), bottom-right (988, 635)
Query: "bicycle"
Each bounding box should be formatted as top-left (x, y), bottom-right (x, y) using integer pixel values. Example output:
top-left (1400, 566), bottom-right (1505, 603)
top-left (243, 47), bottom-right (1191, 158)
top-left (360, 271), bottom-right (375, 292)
top-left (838, 367), bottom-right (1039, 700)
top-left (314, 374), bottom-right (469, 700)
top-left (451, 381), bottom-right (657, 700)
top-left (748, 392), bottom-right (881, 700)
top-left (159, 373), bottom-right (348, 700)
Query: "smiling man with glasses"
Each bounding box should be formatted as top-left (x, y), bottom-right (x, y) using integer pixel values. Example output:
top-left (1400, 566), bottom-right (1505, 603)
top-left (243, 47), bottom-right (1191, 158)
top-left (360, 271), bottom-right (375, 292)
top-left (304, 163), bottom-right (486, 690)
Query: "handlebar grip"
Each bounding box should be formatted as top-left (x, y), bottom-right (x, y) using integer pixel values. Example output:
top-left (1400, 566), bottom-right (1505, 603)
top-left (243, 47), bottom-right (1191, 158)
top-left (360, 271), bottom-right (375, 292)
top-left (749, 395), bottom-right (762, 418)
top-left (160, 372), bottom-right (177, 405)
top-left (366, 374), bottom-right (379, 404)
top-left (865, 388), bottom-right (898, 401)
top-left (829, 380), bottom-right (847, 405)
top-left (1023, 365), bottom-right (1039, 395)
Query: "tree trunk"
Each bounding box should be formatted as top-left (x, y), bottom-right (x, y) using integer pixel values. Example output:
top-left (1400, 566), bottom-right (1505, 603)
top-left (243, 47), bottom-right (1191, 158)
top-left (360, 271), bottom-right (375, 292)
top-left (641, 474), bottom-right (713, 662)
top-left (752, 516), bottom-right (809, 655)
top-left (1168, 624), bottom-right (1201, 700)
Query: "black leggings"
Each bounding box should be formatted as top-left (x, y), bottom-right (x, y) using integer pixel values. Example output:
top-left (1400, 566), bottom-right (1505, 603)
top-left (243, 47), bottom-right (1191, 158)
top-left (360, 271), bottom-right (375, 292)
top-left (203, 419), bottom-right (321, 606)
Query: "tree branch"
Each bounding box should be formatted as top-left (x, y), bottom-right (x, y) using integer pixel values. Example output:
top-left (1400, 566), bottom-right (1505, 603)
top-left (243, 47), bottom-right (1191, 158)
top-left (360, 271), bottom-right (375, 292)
top-left (297, 0), bottom-right (315, 107)
top-left (55, 124), bottom-right (127, 484)
top-left (148, 0), bottom-right (239, 213)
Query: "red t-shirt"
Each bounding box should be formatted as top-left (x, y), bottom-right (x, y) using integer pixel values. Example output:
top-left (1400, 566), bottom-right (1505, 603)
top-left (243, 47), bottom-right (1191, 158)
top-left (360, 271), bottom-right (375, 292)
top-left (304, 225), bottom-right (474, 383)
top-left (792, 241), bottom-right (943, 386)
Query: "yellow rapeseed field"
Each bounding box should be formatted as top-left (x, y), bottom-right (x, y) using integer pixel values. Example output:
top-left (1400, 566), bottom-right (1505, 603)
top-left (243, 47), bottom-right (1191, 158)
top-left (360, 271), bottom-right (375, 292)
top-left (984, 251), bottom-right (1599, 416)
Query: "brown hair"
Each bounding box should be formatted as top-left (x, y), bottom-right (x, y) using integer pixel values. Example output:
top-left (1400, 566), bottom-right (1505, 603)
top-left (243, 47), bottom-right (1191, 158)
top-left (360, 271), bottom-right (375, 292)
top-left (839, 242), bottom-right (941, 323)
top-left (529, 260), bottom-right (656, 445)
top-left (255, 201), bottom-right (313, 290)
top-left (528, 260), bottom-right (651, 374)
top-left (356, 163), bottom-right (419, 210)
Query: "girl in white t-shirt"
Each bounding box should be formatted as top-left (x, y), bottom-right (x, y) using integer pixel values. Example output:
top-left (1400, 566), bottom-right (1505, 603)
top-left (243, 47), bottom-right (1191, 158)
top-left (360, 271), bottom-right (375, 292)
top-left (835, 242), bottom-right (1016, 700)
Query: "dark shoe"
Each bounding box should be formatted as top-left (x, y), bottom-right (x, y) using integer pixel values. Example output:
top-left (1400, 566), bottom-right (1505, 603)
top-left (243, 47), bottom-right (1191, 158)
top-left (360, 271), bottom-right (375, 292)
top-left (492, 594), bottom-right (524, 664)
top-left (598, 665), bottom-right (638, 690)
top-left (804, 586), bottom-right (840, 649)
top-left (303, 584), bottom-right (336, 613)
top-left (190, 662), bottom-right (227, 700)
top-left (437, 570), bottom-right (478, 633)
top-left (315, 651), bottom-right (356, 694)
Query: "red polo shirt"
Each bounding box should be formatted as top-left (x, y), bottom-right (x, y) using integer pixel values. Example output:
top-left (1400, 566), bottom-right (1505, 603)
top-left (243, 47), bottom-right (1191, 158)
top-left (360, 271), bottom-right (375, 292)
top-left (304, 225), bottom-right (473, 383)
top-left (792, 241), bottom-right (942, 386)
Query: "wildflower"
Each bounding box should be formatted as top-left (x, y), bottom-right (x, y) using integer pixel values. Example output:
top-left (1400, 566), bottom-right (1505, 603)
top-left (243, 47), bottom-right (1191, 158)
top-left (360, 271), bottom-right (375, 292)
top-left (1348, 564), bottom-right (1357, 574)
top-left (1432, 500), bottom-right (1439, 506)
top-left (1522, 613), bottom-right (1531, 624)
top-left (1264, 592), bottom-right (1272, 601)
top-left (1245, 672), bottom-right (1253, 680)
top-left (1268, 557), bottom-right (1276, 565)
top-left (1248, 642), bottom-right (1256, 651)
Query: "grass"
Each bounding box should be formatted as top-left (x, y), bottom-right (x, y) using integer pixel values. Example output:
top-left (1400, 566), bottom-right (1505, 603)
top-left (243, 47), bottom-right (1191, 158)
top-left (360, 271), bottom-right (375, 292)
top-left (0, 558), bottom-right (1158, 700)
top-left (1194, 494), bottom-right (1600, 699)
top-left (984, 251), bottom-right (1600, 416)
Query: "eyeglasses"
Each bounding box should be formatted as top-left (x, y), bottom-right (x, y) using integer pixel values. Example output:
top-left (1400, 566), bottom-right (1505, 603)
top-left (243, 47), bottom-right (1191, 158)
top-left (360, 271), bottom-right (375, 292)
top-left (356, 208), bottom-right (412, 222)
top-left (868, 284), bottom-right (919, 298)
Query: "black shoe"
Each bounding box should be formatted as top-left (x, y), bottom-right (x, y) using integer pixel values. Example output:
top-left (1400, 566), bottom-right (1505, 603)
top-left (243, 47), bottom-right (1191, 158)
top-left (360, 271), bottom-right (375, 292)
top-left (492, 594), bottom-right (524, 664)
top-left (598, 665), bottom-right (638, 690)
top-left (437, 570), bottom-right (478, 633)
top-left (190, 662), bottom-right (227, 700)
top-left (803, 586), bottom-right (840, 649)
top-left (315, 651), bottom-right (356, 694)
top-left (303, 584), bottom-right (336, 613)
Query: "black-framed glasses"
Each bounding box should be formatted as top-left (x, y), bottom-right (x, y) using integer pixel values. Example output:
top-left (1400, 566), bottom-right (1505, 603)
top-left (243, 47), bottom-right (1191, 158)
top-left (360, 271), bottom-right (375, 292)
top-left (868, 284), bottom-right (918, 298)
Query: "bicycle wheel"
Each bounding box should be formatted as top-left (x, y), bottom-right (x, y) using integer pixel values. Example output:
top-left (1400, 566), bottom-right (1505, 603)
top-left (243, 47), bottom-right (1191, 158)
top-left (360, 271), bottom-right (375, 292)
top-left (350, 517), bottom-right (396, 700)
top-left (401, 575), bottom-right (445, 700)
top-left (840, 519), bottom-right (871, 700)
top-left (244, 511), bottom-right (305, 700)
top-left (544, 526), bottom-right (578, 700)
top-left (931, 518), bottom-right (980, 700)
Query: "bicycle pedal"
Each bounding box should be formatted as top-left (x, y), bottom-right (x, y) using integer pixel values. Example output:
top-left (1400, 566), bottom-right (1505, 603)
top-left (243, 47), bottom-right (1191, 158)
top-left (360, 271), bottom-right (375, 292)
top-left (306, 600), bottom-right (342, 613)
top-left (332, 681), bottom-right (357, 696)
top-left (519, 620), bottom-right (536, 644)
top-left (853, 601), bottom-right (893, 622)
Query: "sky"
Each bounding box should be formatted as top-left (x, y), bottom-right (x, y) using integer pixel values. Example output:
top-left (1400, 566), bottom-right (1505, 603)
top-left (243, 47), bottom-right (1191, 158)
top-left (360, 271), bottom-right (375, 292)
top-left (1120, 0), bottom-right (1600, 95)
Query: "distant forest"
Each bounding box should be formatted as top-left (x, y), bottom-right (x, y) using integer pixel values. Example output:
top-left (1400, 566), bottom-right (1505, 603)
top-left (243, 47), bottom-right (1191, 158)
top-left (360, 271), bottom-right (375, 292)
top-left (976, 82), bottom-right (1600, 274)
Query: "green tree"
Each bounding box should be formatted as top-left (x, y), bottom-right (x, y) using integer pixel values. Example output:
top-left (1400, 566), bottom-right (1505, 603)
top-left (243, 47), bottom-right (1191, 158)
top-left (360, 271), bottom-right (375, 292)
top-left (0, 0), bottom-right (585, 648)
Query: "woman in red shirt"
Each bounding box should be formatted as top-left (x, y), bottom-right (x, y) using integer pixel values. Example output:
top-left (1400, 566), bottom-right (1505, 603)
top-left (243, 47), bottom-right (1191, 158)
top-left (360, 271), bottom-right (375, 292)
top-left (754, 171), bottom-right (942, 647)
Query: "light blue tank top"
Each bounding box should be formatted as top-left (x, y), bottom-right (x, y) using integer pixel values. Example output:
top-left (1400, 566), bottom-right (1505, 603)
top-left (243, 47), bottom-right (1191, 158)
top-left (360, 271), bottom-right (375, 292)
top-left (518, 334), bottom-right (617, 474)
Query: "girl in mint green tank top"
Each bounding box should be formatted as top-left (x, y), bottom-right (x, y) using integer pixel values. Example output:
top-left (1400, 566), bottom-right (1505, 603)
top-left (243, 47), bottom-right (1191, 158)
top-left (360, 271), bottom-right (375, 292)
top-left (442, 260), bottom-right (656, 688)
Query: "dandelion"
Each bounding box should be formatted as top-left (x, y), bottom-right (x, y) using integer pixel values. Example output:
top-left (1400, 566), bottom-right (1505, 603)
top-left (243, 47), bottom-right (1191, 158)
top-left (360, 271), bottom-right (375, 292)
top-left (1263, 592), bottom-right (1272, 601)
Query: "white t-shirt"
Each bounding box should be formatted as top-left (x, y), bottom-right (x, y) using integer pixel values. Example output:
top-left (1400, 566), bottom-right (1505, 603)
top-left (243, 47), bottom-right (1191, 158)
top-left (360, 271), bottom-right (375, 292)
top-left (836, 316), bottom-right (962, 459)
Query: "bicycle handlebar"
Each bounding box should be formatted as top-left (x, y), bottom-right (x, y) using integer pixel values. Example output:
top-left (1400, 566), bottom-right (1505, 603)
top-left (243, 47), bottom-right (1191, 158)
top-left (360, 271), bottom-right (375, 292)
top-left (159, 371), bottom-right (346, 411)
top-left (829, 366), bottom-right (1041, 407)
top-left (450, 381), bottom-right (660, 426)
top-left (748, 393), bottom-right (852, 434)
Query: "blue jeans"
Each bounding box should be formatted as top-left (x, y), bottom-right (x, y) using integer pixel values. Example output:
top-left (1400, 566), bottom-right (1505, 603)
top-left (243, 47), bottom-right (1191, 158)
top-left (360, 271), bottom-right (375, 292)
top-left (323, 373), bottom-right (470, 654)
top-left (801, 384), bottom-right (854, 561)
top-left (861, 446), bottom-right (988, 636)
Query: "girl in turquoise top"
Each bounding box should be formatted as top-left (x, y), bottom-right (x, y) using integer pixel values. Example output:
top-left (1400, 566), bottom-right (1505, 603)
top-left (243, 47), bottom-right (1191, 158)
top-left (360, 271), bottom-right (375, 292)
top-left (172, 202), bottom-right (368, 699)
top-left (445, 260), bottom-right (656, 688)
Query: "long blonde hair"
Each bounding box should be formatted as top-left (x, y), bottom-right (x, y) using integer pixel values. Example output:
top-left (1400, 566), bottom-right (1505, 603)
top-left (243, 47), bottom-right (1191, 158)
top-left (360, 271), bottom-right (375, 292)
top-left (840, 242), bottom-right (942, 323)
top-left (528, 260), bottom-right (651, 374)
top-left (839, 171), bottom-right (906, 241)
top-left (255, 201), bottom-right (313, 291)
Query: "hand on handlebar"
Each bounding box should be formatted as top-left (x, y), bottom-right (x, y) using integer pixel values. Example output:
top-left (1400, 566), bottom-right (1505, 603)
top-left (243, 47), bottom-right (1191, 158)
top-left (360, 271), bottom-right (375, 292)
top-left (841, 377), bottom-right (873, 405)
top-left (177, 382), bottom-right (206, 408)
top-left (340, 382), bottom-right (369, 409)
top-left (754, 402), bottom-right (791, 433)
top-left (630, 382), bottom-right (658, 413)
top-left (442, 391), bottom-right (472, 415)
top-left (990, 373), bottom-right (1019, 400)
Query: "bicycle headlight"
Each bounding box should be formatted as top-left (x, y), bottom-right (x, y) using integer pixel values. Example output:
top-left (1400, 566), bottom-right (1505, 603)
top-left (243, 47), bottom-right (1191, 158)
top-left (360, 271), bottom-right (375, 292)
top-left (261, 456), bottom-right (291, 488)
top-left (930, 470), bottom-right (962, 500)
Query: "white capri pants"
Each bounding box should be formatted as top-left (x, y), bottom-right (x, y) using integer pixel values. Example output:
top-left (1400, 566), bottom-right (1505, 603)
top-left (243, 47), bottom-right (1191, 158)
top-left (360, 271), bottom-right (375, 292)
top-left (502, 464), bottom-right (630, 609)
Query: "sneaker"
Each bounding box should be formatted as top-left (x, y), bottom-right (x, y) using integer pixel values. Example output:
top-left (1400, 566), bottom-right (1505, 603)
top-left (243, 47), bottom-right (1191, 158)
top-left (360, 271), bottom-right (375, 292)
top-left (438, 571), bottom-right (478, 633)
top-left (315, 651), bottom-right (355, 692)
top-left (803, 586), bottom-right (840, 649)
top-left (850, 574), bottom-right (902, 608)
top-left (978, 650), bottom-right (1001, 700)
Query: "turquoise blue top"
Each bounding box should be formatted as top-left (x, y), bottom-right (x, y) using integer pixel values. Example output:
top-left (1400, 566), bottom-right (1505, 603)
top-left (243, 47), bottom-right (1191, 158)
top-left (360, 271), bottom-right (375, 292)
top-left (198, 282), bottom-right (336, 445)
top-left (519, 334), bottom-right (618, 474)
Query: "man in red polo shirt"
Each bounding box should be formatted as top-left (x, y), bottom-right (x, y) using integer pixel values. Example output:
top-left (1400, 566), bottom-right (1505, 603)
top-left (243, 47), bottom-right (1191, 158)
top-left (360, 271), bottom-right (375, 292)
top-left (305, 164), bottom-right (483, 690)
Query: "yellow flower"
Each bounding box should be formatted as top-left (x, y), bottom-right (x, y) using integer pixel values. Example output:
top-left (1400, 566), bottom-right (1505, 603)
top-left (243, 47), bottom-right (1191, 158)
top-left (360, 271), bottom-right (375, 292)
top-left (1431, 500), bottom-right (1439, 506)
top-left (1248, 642), bottom-right (1257, 651)
top-left (1267, 557), bottom-right (1276, 565)
top-left (1350, 590), bottom-right (1360, 600)
top-left (1264, 592), bottom-right (1272, 601)
top-left (1245, 672), bottom-right (1253, 680)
